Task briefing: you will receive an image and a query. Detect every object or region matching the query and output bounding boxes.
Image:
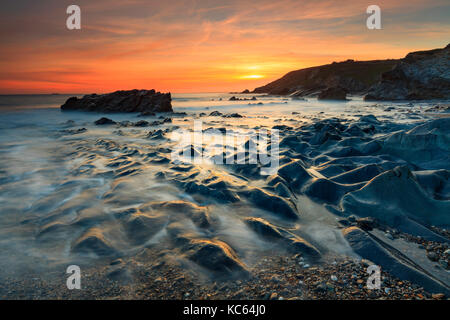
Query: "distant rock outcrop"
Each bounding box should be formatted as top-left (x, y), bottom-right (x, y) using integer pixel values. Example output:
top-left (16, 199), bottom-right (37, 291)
top-left (318, 86), bottom-right (347, 100)
top-left (252, 59), bottom-right (398, 97)
top-left (61, 89), bottom-right (173, 113)
top-left (365, 44), bottom-right (450, 100)
top-left (251, 44), bottom-right (450, 101)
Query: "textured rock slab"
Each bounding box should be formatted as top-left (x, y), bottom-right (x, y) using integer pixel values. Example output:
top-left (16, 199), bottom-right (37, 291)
top-left (343, 227), bottom-right (450, 295)
top-left (341, 166), bottom-right (450, 229)
top-left (186, 239), bottom-right (249, 278)
top-left (72, 228), bottom-right (118, 257)
top-left (244, 217), bottom-right (321, 258)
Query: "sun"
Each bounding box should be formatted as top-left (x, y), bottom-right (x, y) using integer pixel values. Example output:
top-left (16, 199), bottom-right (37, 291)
top-left (240, 74), bottom-right (265, 79)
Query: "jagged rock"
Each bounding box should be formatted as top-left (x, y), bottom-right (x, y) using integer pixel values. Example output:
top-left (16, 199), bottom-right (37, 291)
top-left (134, 120), bottom-right (150, 127)
top-left (60, 128), bottom-right (87, 135)
top-left (147, 129), bottom-right (165, 140)
top-left (123, 210), bottom-right (168, 245)
top-left (381, 118), bottom-right (450, 170)
top-left (209, 111), bottom-right (223, 116)
top-left (94, 117), bottom-right (116, 125)
top-left (341, 166), bottom-right (450, 232)
top-left (330, 164), bottom-right (383, 184)
top-left (318, 87), bottom-right (347, 100)
top-left (72, 228), bottom-right (117, 257)
top-left (224, 113), bottom-right (244, 118)
top-left (61, 89), bottom-right (173, 113)
top-left (241, 187), bottom-right (298, 220)
top-left (365, 44), bottom-right (450, 100)
top-left (146, 201), bottom-right (212, 229)
top-left (186, 239), bottom-right (249, 277)
top-left (277, 160), bottom-right (311, 190)
top-left (244, 217), bottom-right (321, 257)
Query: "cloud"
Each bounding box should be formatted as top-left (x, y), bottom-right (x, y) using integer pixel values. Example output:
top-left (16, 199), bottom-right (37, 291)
top-left (0, 0), bottom-right (449, 93)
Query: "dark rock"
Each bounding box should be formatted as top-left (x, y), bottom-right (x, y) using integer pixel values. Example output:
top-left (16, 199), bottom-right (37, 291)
top-left (427, 252), bottom-right (439, 262)
top-left (209, 111), bottom-right (223, 117)
top-left (356, 217), bottom-right (378, 231)
top-left (187, 239), bottom-right (249, 277)
top-left (343, 227), bottom-right (450, 296)
top-left (224, 113), bottom-right (244, 118)
top-left (253, 59), bottom-right (398, 96)
top-left (277, 160), bottom-right (311, 190)
top-left (365, 44), bottom-right (450, 100)
top-left (60, 128), bottom-right (87, 135)
top-left (72, 228), bottom-right (117, 257)
top-left (138, 111), bottom-right (156, 117)
top-left (147, 129), bottom-right (165, 140)
top-left (147, 201), bottom-right (212, 229)
top-left (241, 187), bottom-right (298, 220)
top-left (61, 89), bottom-right (173, 113)
top-left (124, 211), bottom-right (168, 245)
top-left (134, 120), bottom-right (150, 127)
top-left (94, 117), bottom-right (116, 125)
top-left (318, 87), bottom-right (347, 100)
top-left (304, 178), bottom-right (363, 204)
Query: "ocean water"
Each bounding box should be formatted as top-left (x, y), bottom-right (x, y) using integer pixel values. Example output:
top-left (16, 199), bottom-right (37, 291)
top-left (0, 93), bottom-right (448, 291)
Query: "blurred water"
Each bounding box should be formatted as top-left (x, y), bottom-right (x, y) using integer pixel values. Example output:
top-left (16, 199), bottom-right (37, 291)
top-left (0, 93), bottom-right (445, 280)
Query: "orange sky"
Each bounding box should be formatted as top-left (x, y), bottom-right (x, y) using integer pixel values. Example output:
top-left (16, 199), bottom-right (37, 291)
top-left (0, 0), bottom-right (449, 94)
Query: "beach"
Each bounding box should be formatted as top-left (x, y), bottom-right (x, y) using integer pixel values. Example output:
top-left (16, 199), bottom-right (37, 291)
top-left (0, 93), bottom-right (449, 299)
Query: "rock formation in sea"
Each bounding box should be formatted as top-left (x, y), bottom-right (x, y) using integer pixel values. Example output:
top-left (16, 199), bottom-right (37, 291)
top-left (365, 44), bottom-right (450, 100)
top-left (61, 89), bottom-right (173, 113)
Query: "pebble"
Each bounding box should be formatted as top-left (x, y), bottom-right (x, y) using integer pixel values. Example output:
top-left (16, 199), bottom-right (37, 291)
top-left (432, 293), bottom-right (445, 300)
top-left (438, 259), bottom-right (448, 269)
top-left (427, 252), bottom-right (439, 261)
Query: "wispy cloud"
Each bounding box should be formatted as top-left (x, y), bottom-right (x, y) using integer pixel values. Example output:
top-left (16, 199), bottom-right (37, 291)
top-left (0, 0), bottom-right (448, 93)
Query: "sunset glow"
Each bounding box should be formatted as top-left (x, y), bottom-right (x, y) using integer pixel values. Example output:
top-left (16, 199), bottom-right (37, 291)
top-left (240, 75), bottom-right (265, 79)
top-left (0, 0), bottom-right (449, 94)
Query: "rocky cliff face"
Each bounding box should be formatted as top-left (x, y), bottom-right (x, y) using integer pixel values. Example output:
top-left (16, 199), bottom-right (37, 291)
top-left (61, 89), bottom-right (173, 113)
top-left (252, 60), bottom-right (398, 96)
top-left (365, 44), bottom-right (450, 101)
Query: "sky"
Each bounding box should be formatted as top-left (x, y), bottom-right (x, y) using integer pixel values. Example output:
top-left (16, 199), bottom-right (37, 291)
top-left (0, 0), bottom-right (449, 94)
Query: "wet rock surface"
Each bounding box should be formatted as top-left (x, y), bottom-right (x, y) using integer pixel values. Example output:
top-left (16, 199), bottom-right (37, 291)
top-left (1, 96), bottom-right (450, 299)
